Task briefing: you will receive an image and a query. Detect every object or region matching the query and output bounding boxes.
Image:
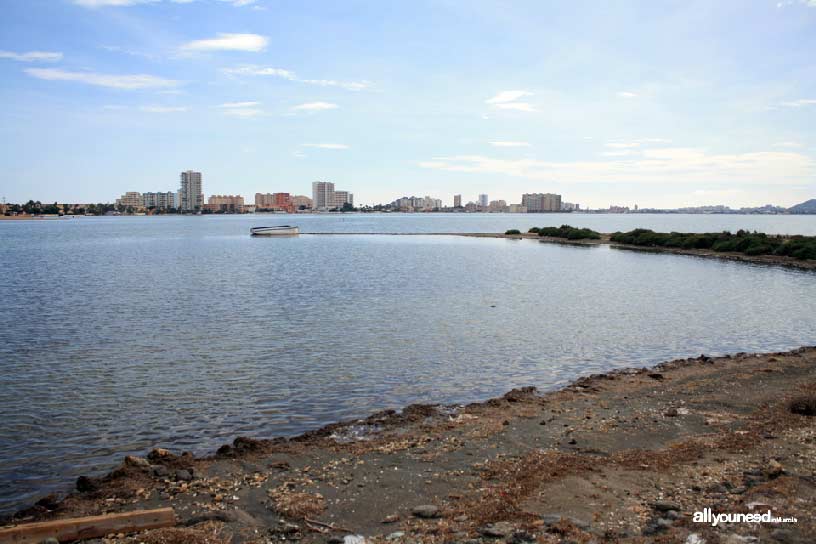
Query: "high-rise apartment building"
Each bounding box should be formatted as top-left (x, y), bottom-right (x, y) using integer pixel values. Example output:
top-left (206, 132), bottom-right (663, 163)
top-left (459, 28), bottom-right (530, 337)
top-left (478, 194), bottom-right (489, 207)
top-left (179, 171), bottom-right (203, 212)
top-left (521, 193), bottom-right (562, 212)
top-left (454, 194), bottom-right (462, 207)
top-left (312, 181), bottom-right (335, 210)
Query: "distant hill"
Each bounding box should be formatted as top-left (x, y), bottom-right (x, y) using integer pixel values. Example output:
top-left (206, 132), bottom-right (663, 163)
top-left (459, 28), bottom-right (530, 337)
top-left (788, 199), bottom-right (816, 214)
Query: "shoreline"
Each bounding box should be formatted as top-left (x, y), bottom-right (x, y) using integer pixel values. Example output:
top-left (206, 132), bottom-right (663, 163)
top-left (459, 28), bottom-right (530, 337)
top-left (302, 232), bottom-right (816, 271)
top-left (4, 346), bottom-right (815, 543)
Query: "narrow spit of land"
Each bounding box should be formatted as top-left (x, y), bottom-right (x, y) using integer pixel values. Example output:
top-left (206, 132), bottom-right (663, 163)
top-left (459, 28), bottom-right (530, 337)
top-left (4, 348), bottom-right (815, 543)
top-left (303, 232), bottom-right (816, 271)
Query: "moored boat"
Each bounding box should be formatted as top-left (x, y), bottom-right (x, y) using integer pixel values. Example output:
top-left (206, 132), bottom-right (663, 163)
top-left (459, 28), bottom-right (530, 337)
top-left (250, 225), bottom-right (300, 236)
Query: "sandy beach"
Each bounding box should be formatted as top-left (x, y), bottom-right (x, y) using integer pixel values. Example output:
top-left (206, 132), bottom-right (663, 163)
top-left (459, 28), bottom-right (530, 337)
top-left (4, 347), bottom-right (814, 543)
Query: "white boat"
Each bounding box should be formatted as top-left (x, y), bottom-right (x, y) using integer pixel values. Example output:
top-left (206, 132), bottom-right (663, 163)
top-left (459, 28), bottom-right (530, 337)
top-left (250, 225), bottom-right (300, 236)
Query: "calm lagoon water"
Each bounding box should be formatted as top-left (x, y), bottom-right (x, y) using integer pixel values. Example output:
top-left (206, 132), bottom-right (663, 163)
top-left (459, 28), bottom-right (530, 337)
top-left (1, 213), bottom-right (816, 513)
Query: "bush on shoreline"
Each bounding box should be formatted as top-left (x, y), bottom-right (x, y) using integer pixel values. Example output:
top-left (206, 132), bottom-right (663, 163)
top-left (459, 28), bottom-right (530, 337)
top-left (610, 229), bottom-right (816, 260)
top-left (537, 225), bottom-right (601, 240)
top-left (505, 229), bottom-right (521, 235)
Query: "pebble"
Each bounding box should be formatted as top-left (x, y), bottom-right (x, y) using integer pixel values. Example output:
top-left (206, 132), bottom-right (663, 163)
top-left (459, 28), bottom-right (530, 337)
top-left (175, 469), bottom-right (193, 482)
top-left (664, 408), bottom-right (679, 417)
top-left (652, 500), bottom-right (681, 512)
top-left (385, 532), bottom-right (404, 541)
top-left (479, 522), bottom-right (514, 538)
top-left (124, 455), bottom-right (150, 468)
top-left (381, 514), bottom-right (400, 524)
top-left (151, 465), bottom-right (169, 478)
top-left (411, 504), bottom-right (440, 518)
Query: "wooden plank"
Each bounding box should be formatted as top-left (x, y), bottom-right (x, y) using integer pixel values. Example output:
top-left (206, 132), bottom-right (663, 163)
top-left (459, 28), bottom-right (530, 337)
top-left (0, 508), bottom-right (176, 544)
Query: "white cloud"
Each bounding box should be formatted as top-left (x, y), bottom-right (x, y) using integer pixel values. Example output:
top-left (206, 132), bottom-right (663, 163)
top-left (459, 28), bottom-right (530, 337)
top-left (419, 148), bottom-right (814, 185)
top-left (181, 33), bottom-right (268, 53)
top-left (303, 143), bottom-right (349, 149)
top-left (292, 101), bottom-right (338, 111)
top-left (0, 50), bottom-right (63, 62)
top-left (140, 105), bottom-right (188, 112)
top-left (485, 90), bottom-right (536, 112)
top-left (219, 101), bottom-right (260, 108)
top-left (617, 91), bottom-right (638, 98)
top-left (25, 68), bottom-right (179, 89)
top-left (605, 142), bottom-right (641, 148)
top-left (779, 98), bottom-right (816, 107)
top-left (220, 0), bottom-right (258, 5)
top-left (494, 102), bottom-right (537, 112)
top-left (223, 108), bottom-right (263, 117)
top-left (224, 65), bottom-right (371, 91)
top-left (486, 90), bottom-right (532, 104)
top-left (773, 141), bottom-right (803, 148)
top-left (489, 141), bottom-right (531, 148)
top-left (601, 150), bottom-right (635, 157)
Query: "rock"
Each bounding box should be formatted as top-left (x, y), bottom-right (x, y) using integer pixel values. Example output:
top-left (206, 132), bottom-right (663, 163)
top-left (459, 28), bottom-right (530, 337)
top-left (343, 536), bottom-right (366, 544)
top-left (151, 465), bottom-right (169, 478)
top-left (75, 476), bottom-right (98, 493)
top-left (385, 532), bottom-right (404, 541)
top-left (647, 373), bottom-right (664, 381)
top-left (124, 455), bottom-right (150, 468)
top-left (453, 515), bottom-right (469, 522)
top-left (766, 459), bottom-right (784, 478)
top-left (147, 448), bottom-right (175, 461)
top-left (175, 469), bottom-right (193, 481)
top-left (652, 500), bottom-right (681, 512)
top-left (540, 515), bottom-right (563, 526)
top-left (507, 531), bottom-right (535, 544)
top-left (664, 408), bottom-right (679, 417)
top-left (721, 535), bottom-right (758, 544)
top-left (665, 509), bottom-right (681, 520)
top-left (685, 534), bottom-right (706, 544)
top-left (411, 504), bottom-right (440, 518)
top-left (381, 514), bottom-right (400, 524)
top-left (327, 537), bottom-right (344, 544)
top-left (769, 528), bottom-right (801, 543)
top-left (479, 522), bottom-right (514, 538)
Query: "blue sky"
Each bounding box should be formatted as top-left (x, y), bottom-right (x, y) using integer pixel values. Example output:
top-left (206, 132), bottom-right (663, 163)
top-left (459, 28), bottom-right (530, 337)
top-left (1, 0), bottom-right (815, 208)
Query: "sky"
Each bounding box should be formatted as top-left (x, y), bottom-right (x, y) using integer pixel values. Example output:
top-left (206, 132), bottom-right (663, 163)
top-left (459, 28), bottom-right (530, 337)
top-left (0, 0), bottom-right (815, 209)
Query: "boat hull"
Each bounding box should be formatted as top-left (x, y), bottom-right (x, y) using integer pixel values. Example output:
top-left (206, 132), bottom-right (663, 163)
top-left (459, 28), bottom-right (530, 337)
top-left (250, 226), bottom-right (299, 236)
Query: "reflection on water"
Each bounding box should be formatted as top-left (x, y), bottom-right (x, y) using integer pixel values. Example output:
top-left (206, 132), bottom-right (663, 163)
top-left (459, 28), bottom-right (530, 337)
top-left (1, 214), bottom-right (815, 513)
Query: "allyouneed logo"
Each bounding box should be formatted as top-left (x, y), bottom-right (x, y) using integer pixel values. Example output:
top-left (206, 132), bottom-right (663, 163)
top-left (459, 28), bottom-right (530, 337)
top-left (693, 508), bottom-right (797, 527)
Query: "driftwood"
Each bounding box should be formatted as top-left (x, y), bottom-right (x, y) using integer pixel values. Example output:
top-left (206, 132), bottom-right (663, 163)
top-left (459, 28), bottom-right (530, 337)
top-left (0, 508), bottom-right (176, 544)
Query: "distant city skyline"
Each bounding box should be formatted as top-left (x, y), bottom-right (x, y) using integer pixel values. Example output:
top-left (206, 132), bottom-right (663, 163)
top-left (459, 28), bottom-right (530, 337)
top-left (1, 1), bottom-right (815, 208)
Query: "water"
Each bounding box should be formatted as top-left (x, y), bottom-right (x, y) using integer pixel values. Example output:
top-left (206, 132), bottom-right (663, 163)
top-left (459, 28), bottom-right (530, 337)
top-left (1, 213), bottom-right (816, 514)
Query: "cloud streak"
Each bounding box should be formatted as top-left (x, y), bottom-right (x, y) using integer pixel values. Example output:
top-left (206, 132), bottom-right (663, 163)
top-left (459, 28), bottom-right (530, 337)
top-left (303, 143), bottom-right (349, 149)
top-left (486, 90), bottom-right (536, 112)
top-left (224, 64), bottom-right (371, 91)
top-left (420, 148), bottom-right (814, 185)
top-left (24, 68), bottom-right (180, 89)
top-left (292, 102), bottom-right (338, 111)
top-left (0, 50), bottom-right (63, 62)
top-left (489, 141), bottom-right (531, 147)
top-left (181, 33), bottom-right (268, 52)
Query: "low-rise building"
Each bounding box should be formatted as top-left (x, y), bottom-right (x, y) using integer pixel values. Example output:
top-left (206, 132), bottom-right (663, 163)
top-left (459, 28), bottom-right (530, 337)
top-left (508, 204), bottom-right (528, 213)
top-left (205, 194), bottom-right (244, 213)
top-left (291, 195), bottom-right (313, 210)
top-left (116, 192), bottom-right (143, 210)
top-left (143, 192), bottom-right (177, 210)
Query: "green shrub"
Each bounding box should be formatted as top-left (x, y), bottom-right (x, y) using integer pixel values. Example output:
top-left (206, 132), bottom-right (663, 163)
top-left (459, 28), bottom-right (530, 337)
top-left (528, 227), bottom-right (540, 233)
top-left (537, 224), bottom-right (600, 240)
top-left (611, 229), bottom-right (816, 260)
top-left (505, 229), bottom-right (521, 235)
